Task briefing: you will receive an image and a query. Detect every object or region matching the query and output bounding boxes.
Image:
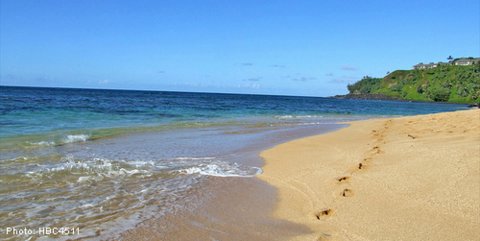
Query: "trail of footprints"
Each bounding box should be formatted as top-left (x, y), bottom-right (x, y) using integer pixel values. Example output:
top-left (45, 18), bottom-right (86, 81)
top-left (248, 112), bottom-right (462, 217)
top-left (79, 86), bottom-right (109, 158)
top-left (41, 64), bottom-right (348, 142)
top-left (314, 120), bottom-right (392, 222)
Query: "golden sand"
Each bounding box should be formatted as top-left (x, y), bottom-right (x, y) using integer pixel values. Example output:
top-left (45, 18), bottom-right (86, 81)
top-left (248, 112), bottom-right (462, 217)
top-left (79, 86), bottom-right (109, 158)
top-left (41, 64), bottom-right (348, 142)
top-left (260, 109), bottom-right (480, 241)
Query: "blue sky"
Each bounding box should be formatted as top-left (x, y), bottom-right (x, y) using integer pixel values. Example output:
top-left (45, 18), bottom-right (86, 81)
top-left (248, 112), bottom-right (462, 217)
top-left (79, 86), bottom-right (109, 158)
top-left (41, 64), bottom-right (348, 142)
top-left (1, 0), bottom-right (479, 96)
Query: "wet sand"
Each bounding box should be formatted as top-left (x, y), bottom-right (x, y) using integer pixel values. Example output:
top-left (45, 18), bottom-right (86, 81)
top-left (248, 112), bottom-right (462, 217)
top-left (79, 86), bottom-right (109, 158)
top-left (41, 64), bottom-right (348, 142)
top-left (260, 109), bottom-right (480, 240)
top-left (121, 177), bottom-right (310, 241)
top-left (120, 125), bottom-right (346, 241)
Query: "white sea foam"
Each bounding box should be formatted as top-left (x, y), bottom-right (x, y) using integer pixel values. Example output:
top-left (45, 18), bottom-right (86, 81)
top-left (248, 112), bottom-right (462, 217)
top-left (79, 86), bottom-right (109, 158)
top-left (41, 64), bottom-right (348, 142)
top-left (173, 157), bottom-right (216, 161)
top-left (274, 114), bottom-right (324, 119)
top-left (38, 156), bottom-right (151, 181)
top-left (128, 160), bottom-right (155, 167)
top-left (77, 176), bottom-right (92, 183)
top-left (63, 134), bottom-right (90, 143)
top-left (178, 162), bottom-right (262, 177)
top-left (28, 141), bottom-right (56, 146)
top-left (5, 154), bottom-right (262, 241)
top-left (24, 134), bottom-right (90, 148)
top-left (17, 154), bottom-right (261, 180)
top-left (295, 122), bottom-right (324, 126)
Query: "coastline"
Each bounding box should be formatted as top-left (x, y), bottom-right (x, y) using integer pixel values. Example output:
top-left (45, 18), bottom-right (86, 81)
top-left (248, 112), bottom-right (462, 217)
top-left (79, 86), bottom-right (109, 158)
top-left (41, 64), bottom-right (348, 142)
top-left (333, 93), bottom-right (480, 106)
top-left (259, 109), bottom-right (480, 240)
top-left (120, 124), bottom-right (346, 241)
top-left (1, 86), bottom-right (473, 240)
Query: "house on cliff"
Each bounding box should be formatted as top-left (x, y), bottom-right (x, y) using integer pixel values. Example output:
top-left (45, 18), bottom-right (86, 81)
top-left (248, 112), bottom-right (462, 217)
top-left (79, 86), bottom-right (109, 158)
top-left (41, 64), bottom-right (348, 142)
top-left (413, 62), bottom-right (437, 70)
top-left (452, 58), bottom-right (480, 66)
top-left (413, 57), bottom-right (479, 70)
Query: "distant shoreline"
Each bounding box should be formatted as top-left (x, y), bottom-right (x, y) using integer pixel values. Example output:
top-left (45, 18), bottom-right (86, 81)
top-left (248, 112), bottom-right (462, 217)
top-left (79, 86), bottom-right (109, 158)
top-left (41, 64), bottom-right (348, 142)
top-left (334, 93), bottom-right (478, 106)
top-left (343, 64), bottom-right (480, 105)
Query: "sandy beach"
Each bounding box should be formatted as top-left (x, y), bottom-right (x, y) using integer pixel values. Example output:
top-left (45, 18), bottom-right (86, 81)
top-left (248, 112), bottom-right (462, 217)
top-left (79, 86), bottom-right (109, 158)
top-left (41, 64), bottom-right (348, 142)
top-left (260, 109), bottom-right (480, 241)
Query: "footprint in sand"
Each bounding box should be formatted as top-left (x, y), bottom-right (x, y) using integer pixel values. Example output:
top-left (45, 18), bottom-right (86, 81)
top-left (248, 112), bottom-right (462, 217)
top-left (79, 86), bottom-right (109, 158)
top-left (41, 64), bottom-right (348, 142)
top-left (315, 209), bottom-right (334, 220)
top-left (371, 145), bottom-right (384, 154)
top-left (337, 176), bottom-right (350, 183)
top-left (341, 188), bottom-right (354, 197)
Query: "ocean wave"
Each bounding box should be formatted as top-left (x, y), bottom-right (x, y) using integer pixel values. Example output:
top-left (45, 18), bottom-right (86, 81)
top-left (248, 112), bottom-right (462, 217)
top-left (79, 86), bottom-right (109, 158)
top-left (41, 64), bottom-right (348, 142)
top-left (294, 122), bottom-right (330, 126)
top-left (1, 156), bottom-right (207, 241)
top-left (173, 157), bottom-right (216, 161)
top-left (177, 162), bottom-right (262, 177)
top-left (274, 114), bottom-right (324, 119)
top-left (27, 141), bottom-right (56, 146)
top-left (2, 153), bottom-right (262, 240)
top-left (22, 134), bottom-right (91, 148)
top-left (17, 155), bottom-right (261, 180)
top-left (21, 156), bottom-right (153, 181)
top-left (63, 134), bottom-right (90, 143)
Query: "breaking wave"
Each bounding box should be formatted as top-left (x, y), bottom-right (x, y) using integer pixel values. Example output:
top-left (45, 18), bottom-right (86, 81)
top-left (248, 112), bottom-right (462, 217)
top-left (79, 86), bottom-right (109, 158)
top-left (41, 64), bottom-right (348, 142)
top-left (178, 162), bottom-right (262, 177)
top-left (63, 134), bottom-right (90, 143)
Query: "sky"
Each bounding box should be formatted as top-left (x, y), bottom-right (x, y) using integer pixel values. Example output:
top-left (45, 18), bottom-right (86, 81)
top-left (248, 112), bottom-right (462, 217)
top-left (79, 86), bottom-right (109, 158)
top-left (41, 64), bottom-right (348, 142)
top-left (1, 0), bottom-right (479, 97)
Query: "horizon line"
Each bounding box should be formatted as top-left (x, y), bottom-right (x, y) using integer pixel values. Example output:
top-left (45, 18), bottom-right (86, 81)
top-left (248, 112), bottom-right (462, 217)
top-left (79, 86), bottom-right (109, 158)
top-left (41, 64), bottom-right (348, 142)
top-left (0, 84), bottom-right (333, 99)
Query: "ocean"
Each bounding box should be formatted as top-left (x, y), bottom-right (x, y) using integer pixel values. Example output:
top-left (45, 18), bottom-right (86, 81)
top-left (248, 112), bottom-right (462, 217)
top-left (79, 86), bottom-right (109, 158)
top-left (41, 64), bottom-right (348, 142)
top-left (0, 86), bottom-right (468, 240)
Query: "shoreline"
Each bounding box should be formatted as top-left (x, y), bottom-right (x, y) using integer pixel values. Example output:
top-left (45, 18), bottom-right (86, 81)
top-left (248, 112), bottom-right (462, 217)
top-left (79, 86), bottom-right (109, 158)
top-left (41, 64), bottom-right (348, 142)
top-left (120, 124), bottom-right (346, 241)
top-left (259, 109), bottom-right (480, 240)
top-left (2, 107), bottom-right (475, 240)
top-left (333, 93), bottom-right (478, 106)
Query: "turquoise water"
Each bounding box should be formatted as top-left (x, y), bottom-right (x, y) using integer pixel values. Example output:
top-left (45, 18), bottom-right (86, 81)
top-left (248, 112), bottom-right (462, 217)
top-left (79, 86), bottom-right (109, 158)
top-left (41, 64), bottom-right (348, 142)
top-left (0, 86), bottom-right (468, 240)
top-left (0, 86), bottom-right (467, 148)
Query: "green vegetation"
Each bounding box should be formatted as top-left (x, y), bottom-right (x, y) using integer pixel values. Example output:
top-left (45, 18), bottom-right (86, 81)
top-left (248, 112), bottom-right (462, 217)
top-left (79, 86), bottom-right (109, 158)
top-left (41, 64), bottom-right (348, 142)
top-left (347, 64), bottom-right (480, 104)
